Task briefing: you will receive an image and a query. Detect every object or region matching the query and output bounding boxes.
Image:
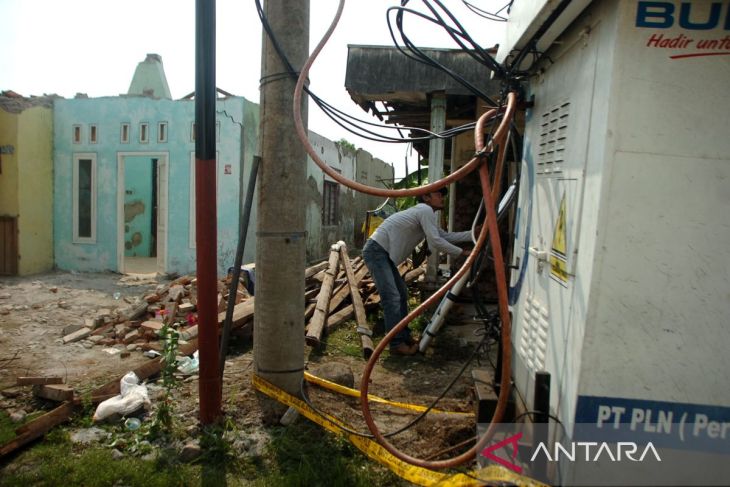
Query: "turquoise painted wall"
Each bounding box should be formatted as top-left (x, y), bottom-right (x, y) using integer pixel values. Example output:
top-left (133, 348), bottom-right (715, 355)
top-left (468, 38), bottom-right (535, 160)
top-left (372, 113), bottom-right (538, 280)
top-left (54, 96), bottom-right (254, 276)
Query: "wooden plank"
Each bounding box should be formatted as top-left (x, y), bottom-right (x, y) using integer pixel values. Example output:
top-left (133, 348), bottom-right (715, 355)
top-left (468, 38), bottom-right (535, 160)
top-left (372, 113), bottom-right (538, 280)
top-left (16, 377), bottom-right (64, 386)
top-left (0, 402), bottom-right (75, 458)
top-left (217, 297), bottom-right (255, 327)
top-left (32, 384), bottom-right (75, 402)
top-left (305, 243), bottom-right (342, 346)
top-left (338, 244), bottom-right (374, 359)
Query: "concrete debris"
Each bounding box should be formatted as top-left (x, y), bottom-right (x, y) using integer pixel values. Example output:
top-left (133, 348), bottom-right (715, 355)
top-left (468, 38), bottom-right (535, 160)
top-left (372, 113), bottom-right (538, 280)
top-left (70, 427), bottom-right (111, 445)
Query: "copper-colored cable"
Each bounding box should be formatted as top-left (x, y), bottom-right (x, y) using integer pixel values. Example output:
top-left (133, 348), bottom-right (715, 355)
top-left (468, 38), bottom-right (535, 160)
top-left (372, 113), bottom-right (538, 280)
top-left (292, 0), bottom-right (511, 199)
top-left (290, 0), bottom-right (519, 470)
top-left (358, 93), bottom-right (516, 470)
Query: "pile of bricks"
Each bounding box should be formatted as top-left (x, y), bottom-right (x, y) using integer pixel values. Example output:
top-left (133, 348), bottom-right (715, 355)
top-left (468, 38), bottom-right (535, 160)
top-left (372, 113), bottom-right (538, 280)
top-left (60, 274), bottom-right (250, 356)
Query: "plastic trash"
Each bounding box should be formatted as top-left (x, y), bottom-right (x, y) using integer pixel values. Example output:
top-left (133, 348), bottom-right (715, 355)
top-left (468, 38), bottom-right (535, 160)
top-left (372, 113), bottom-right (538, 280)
top-left (124, 417), bottom-right (141, 431)
top-left (113, 292), bottom-right (121, 300)
top-left (177, 351), bottom-right (199, 375)
top-left (93, 372), bottom-right (151, 422)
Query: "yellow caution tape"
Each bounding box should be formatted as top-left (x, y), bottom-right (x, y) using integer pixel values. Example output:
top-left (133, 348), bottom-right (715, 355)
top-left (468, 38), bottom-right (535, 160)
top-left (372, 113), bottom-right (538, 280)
top-left (303, 371), bottom-right (473, 416)
top-left (253, 374), bottom-right (547, 487)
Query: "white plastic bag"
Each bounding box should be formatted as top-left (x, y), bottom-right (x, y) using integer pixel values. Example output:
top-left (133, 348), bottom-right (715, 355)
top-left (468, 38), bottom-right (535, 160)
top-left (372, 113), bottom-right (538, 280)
top-left (177, 351), bottom-right (199, 375)
top-left (93, 372), bottom-right (151, 422)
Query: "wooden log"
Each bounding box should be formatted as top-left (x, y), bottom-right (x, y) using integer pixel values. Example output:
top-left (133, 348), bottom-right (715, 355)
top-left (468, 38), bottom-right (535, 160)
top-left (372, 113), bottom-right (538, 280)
top-left (326, 260), bottom-right (368, 316)
top-left (304, 302), bottom-right (316, 321)
top-left (404, 266), bottom-right (426, 283)
top-left (325, 299), bottom-right (379, 331)
top-left (0, 402), bottom-right (75, 458)
top-left (305, 243), bottom-right (342, 346)
top-left (338, 244), bottom-right (374, 358)
top-left (91, 337), bottom-right (201, 398)
top-left (304, 287), bottom-right (320, 302)
top-left (16, 377), bottom-right (63, 386)
top-left (304, 260), bottom-right (329, 279)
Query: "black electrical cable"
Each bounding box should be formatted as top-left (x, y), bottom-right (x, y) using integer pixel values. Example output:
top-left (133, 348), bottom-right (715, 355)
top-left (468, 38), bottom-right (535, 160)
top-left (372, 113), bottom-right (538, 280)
top-left (301, 332), bottom-right (491, 439)
top-left (421, 0), bottom-right (504, 72)
top-left (399, 0), bottom-right (505, 73)
top-left (254, 0), bottom-right (477, 146)
top-left (462, 0), bottom-right (511, 22)
top-left (504, 0), bottom-right (572, 78)
top-left (387, 4), bottom-right (505, 101)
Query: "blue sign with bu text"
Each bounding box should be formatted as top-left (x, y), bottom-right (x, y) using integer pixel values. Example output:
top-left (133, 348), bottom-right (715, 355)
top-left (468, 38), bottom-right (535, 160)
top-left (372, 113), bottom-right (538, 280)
top-left (636, 2), bottom-right (730, 30)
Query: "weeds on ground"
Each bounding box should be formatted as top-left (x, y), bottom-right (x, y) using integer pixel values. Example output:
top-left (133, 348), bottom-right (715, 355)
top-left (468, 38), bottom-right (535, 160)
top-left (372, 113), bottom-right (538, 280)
top-left (258, 421), bottom-right (403, 487)
top-left (0, 428), bottom-right (195, 487)
top-left (0, 410), bottom-right (15, 445)
top-left (148, 323), bottom-right (180, 440)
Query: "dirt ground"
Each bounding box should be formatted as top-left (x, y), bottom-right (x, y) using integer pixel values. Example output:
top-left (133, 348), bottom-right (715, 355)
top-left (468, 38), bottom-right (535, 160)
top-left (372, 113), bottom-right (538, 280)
top-left (0, 271), bottom-right (161, 390)
top-left (0, 270), bottom-right (485, 465)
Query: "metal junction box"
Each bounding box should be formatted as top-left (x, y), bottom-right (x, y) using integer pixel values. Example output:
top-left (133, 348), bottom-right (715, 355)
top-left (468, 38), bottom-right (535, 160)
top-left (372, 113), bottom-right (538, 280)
top-left (504, 1), bottom-right (730, 483)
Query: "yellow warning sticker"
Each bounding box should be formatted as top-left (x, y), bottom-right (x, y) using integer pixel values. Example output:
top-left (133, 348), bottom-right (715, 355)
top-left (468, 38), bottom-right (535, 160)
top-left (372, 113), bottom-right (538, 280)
top-left (550, 191), bottom-right (569, 286)
top-left (252, 374), bottom-right (547, 487)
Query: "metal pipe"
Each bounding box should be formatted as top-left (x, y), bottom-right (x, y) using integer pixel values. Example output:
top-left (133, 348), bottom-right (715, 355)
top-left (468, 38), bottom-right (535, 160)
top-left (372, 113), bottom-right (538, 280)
top-left (219, 155), bottom-right (260, 376)
top-left (533, 371), bottom-right (551, 481)
top-left (195, 0), bottom-right (221, 425)
top-left (418, 185), bottom-right (517, 352)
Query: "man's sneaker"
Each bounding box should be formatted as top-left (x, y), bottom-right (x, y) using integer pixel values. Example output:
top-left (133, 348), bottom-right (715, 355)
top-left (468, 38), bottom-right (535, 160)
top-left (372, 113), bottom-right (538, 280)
top-left (390, 342), bottom-right (419, 356)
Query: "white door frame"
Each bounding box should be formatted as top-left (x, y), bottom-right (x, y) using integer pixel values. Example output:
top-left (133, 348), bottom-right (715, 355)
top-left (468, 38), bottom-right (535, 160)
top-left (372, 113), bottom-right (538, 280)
top-left (116, 152), bottom-right (169, 274)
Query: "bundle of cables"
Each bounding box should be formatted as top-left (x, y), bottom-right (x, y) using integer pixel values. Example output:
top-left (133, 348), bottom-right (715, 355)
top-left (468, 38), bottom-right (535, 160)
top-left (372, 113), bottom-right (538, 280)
top-left (257, 0), bottom-right (522, 471)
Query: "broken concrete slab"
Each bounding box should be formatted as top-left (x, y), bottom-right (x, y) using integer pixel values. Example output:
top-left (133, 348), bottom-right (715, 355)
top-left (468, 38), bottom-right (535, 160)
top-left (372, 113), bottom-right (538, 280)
top-left (62, 327), bottom-right (91, 344)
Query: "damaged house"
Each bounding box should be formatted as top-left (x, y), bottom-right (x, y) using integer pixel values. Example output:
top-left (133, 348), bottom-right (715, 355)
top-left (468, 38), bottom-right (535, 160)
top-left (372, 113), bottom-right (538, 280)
top-left (0, 54), bottom-right (395, 277)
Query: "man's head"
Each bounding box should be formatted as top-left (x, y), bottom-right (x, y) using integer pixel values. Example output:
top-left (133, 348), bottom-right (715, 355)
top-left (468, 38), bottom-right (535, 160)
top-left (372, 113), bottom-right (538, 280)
top-left (420, 187), bottom-right (447, 210)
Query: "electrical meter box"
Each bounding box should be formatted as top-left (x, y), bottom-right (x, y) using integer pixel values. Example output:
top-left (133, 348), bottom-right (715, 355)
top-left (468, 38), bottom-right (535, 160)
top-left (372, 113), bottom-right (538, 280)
top-left (503, 1), bottom-right (730, 483)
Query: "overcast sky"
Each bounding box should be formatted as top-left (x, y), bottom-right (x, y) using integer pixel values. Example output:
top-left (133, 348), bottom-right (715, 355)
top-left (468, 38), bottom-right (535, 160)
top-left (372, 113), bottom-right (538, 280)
top-left (0, 0), bottom-right (506, 179)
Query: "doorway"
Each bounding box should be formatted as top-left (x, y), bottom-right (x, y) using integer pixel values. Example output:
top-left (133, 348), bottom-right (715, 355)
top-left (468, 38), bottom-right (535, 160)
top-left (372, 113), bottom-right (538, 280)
top-left (117, 153), bottom-right (168, 275)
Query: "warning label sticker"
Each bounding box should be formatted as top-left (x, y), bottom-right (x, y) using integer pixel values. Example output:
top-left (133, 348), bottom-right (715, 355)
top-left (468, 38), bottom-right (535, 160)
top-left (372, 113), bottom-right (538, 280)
top-left (550, 192), bottom-right (569, 287)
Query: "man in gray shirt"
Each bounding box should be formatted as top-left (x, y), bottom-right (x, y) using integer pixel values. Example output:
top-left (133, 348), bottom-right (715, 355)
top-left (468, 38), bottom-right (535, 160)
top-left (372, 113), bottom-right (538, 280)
top-left (362, 187), bottom-right (474, 355)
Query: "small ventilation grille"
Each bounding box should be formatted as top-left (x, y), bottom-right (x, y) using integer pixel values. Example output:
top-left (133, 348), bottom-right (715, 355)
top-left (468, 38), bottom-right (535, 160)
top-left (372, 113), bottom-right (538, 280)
top-left (537, 101), bottom-right (569, 176)
top-left (518, 293), bottom-right (549, 372)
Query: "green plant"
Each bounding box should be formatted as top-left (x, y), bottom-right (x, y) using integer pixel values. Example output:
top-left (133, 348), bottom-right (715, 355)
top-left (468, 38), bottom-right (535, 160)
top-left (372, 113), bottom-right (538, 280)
top-left (148, 323), bottom-right (180, 439)
top-left (337, 138), bottom-right (356, 152)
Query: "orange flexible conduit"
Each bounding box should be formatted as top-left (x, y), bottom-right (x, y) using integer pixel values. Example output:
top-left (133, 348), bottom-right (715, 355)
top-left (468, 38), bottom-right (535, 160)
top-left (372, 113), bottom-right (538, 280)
top-left (292, 0), bottom-right (517, 469)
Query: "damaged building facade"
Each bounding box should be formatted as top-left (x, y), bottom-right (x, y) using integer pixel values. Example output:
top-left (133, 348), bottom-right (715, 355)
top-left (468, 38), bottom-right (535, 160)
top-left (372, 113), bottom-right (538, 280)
top-left (0, 93), bottom-right (55, 276)
top-left (1, 54), bottom-right (393, 276)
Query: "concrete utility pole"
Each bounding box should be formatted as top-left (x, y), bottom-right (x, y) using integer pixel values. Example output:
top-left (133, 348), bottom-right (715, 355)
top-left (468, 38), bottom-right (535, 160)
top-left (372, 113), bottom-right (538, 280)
top-left (254, 0), bottom-right (310, 421)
